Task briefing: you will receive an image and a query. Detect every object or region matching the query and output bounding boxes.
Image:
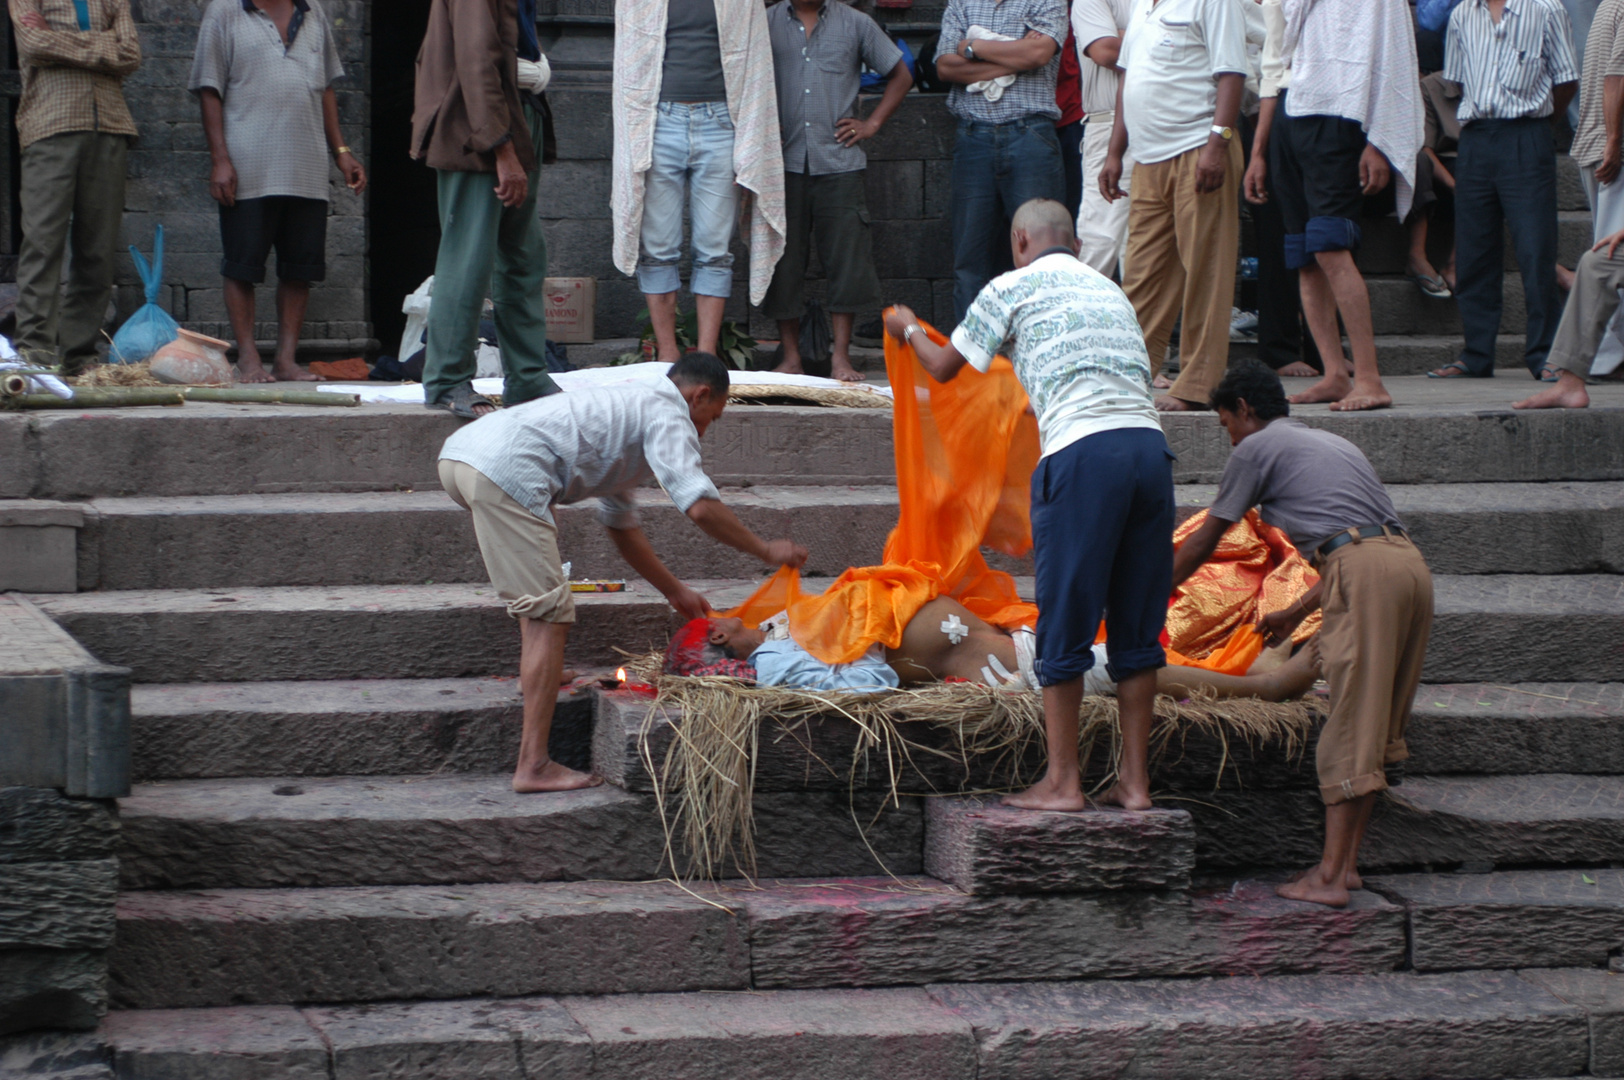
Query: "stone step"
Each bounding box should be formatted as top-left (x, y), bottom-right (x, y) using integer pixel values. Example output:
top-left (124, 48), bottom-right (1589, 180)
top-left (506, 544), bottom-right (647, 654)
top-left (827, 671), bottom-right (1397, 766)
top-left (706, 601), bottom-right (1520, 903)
top-left (77, 486), bottom-right (902, 591)
top-left (39, 572), bottom-right (1624, 684)
top-left (1366, 273), bottom-right (1529, 337)
top-left (1353, 213), bottom-right (1594, 278)
top-left (73, 479), bottom-right (1624, 592)
top-left (1369, 868), bottom-right (1624, 972)
top-left (108, 875), bottom-right (1405, 1010)
top-left (7, 379), bottom-right (1624, 503)
top-left (81, 968), bottom-right (1614, 1080)
top-left (1192, 773), bottom-right (1624, 874)
top-left (1406, 683), bottom-right (1624, 776)
top-left (114, 775), bottom-right (923, 890)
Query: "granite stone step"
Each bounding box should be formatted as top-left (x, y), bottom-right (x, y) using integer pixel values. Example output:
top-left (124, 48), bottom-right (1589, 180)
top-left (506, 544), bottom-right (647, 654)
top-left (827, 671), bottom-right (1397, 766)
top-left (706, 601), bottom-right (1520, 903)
top-left (1372, 869), bottom-right (1624, 973)
top-left (78, 969), bottom-right (1615, 1080)
top-left (114, 774), bottom-right (924, 890)
top-left (109, 880), bottom-right (751, 1009)
top-left (1191, 774), bottom-right (1624, 874)
top-left (35, 574), bottom-right (1624, 684)
top-left (77, 485), bottom-right (903, 591)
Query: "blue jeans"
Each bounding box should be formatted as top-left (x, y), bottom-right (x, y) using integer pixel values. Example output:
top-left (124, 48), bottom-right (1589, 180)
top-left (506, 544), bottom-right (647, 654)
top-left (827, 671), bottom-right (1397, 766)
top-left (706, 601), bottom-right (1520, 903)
top-left (638, 102), bottom-right (738, 298)
top-left (950, 117), bottom-right (1067, 324)
top-left (1454, 119), bottom-right (1558, 377)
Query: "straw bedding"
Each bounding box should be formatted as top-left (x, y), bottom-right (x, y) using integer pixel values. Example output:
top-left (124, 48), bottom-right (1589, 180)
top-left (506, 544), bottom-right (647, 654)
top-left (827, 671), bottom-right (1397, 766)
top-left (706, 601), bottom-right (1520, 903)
top-left (726, 383), bottom-right (891, 408)
top-left (619, 652), bottom-right (1325, 881)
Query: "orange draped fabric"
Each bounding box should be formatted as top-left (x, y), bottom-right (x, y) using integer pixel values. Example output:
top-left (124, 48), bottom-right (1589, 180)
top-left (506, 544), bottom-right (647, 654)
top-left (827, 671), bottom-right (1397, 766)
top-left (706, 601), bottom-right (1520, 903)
top-left (725, 320), bottom-right (1317, 675)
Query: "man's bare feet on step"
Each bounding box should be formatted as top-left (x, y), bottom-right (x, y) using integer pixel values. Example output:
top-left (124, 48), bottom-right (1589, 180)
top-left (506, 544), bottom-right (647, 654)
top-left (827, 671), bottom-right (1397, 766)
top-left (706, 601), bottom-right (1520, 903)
top-left (1154, 394), bottom-right (1202, 412)
top-left (1328, 378), bottom-right (1393, 412)
top-left (1513, 371), bottom-right (1590, 409)
top-left (1096, 781), bottom-right (1153, 811)
top-left (1277, 361), bottom-right (1319, 378)
top-left (1152, 373), bottom-right (1173, 389)
top-left (1285, 861), bottom-right (1360, 891)
top-left (1289, 372), bottom-right (1351, 404)
top-left (829, 356), bottom-right (865, 383)
top-left (272, 358), bottom-right (321, 382)
top-left (1002, 773), bottom-right (1090, 811)
top-left (1276, 864), bottom-right (1351, 907)
top-left (513, 757), bottom-right (602, 793)
top-left (236, 354), bottom-right (276, 384)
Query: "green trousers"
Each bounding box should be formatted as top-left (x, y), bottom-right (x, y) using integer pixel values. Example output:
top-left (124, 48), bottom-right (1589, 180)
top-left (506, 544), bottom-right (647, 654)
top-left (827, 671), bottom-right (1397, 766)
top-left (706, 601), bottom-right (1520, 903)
top-left (424, 103), bottom-right (559, 407)
top-left (15, 131), bottom-right (130, 374)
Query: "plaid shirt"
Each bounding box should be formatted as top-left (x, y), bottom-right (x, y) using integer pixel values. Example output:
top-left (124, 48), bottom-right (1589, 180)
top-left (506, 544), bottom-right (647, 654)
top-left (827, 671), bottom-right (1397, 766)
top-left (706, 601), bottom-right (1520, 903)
top-left (768, 0), bottom-right (904, 175)
top-left (935, 0), bottom-right (1068, 123)
top-left (10, 0), bottom-right (141, 149)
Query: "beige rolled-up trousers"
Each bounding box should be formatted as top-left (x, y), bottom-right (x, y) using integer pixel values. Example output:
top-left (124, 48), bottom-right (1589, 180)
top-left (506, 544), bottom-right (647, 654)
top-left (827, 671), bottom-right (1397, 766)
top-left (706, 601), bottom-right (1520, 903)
top-left (438, 459), bottom-right (575, 623)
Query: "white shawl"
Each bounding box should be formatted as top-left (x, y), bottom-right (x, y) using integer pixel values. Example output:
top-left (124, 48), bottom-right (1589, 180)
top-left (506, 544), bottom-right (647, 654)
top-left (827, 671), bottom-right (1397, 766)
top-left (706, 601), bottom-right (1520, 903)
top-left (611, 0), bottom-right (787, 306)
top-left (1280, 0), bottom-right (1425, 222)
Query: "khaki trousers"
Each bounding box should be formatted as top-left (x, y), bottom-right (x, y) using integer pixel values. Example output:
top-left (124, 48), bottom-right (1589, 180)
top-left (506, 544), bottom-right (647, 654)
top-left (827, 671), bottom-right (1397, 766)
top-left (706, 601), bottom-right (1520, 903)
top-left (1315, 536), bottom-right (1434, 805)
top-left (1548, 241), bottom-right (1624, 379)
top-left (438, 460), bottom-right (576, 623)
top-left (1120, 140), bottom-right (1242, 407)
top-left (15, 131), bottom-right (130, 373)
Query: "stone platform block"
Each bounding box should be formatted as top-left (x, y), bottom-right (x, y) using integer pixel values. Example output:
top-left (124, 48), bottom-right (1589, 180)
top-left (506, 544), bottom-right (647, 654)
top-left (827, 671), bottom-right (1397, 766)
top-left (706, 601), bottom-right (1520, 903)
top-left (102, 1005), bottom-right (330, 1080)
top-left (304, 997), bottom-right (593, 1080)
top-left (0, 787), bottom-right (118, 864)
top-left (1189, 774), bottom-right (1624, 873)
top-left (116, 775), bottom-right (923, 889)
top-left (0, 949), bottom-right (107, 1036)
top-left (561, 986), bottom-right (978, 1080)
top-left (923, 797), bottom-right (1194, 895)
top-left (929, 969), bottom-right (1589, 1080)
top-left (129, 678), bottom-right (593, 781)
top-left (1405, 683), bottom-right (1624, 775)
top-left (0, 860), bottom-right (117, 950)
top-left (1372, 869), bottom-right (1624, 971)
top-left (0, 1028), bottom-right (111, 1078)
top-left (110, 880), bottom-right (749, 1009)
top-left (1425, 575), bottom-right (1624, 683)
top-left (727, 876), bottom-right (1403, 989)
top-left (0, 500), bottom-right (83, 592)
top-left (1520, 967), bottom-right (1624, 1076)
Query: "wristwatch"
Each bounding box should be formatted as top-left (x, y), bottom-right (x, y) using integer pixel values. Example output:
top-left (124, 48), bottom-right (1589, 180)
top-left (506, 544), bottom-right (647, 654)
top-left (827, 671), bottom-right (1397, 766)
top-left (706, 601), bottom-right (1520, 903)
top-left (1210, 125), bottom-right (1234, 141)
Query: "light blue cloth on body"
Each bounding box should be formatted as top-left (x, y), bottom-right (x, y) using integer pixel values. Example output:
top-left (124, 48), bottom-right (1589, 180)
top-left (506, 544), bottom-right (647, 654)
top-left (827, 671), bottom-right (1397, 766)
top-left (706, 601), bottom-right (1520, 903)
top-left (748, 639), bottom-right (899, 694)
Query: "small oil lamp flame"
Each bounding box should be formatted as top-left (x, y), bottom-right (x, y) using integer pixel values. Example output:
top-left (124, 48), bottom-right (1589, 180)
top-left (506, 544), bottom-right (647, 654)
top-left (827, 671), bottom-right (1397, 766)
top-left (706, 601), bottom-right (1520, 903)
top-left (615, 667), bottom-right (628, 684)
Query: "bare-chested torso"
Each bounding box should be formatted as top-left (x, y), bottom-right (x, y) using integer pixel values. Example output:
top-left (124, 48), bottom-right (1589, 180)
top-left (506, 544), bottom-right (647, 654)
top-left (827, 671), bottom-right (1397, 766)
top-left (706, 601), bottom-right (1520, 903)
top-left (884, 596), bottom-right (1023, 684)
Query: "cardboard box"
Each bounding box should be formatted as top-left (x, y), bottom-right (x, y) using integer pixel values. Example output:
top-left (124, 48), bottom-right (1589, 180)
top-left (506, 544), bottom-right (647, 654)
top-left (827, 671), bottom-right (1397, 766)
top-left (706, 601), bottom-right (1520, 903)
top-left (544, 277), bottom-right (596, 343)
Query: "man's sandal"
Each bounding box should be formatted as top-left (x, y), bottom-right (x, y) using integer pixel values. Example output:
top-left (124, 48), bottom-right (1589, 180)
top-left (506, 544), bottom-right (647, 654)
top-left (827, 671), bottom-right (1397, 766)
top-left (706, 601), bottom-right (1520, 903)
top-left (426, 381), bottom-right (496, 418)
top-left (1536, 365), bottom-right (1562, 383)
top-left (1427, 361), bottom-right (1480, 379)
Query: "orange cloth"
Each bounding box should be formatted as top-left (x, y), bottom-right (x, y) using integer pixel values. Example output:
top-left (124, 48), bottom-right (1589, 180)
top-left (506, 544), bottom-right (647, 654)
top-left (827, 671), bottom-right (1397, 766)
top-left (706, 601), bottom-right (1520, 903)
top-left (726, 319), bottom-right (1317, 675)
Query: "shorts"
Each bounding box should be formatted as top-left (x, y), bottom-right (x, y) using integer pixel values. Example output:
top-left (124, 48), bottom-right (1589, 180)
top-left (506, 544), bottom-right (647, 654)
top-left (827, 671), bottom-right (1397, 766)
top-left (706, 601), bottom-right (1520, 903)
top-left (219, 195), bottom-right (327, 283)
top-left (438, 459), bottom-right (576, 623)
top-left (760, 170), bottom-right (882, 321)
top-left (1271, 96), bottom-right (1367, 270)
top-left (1030, 427), bottom-right (1175, 687)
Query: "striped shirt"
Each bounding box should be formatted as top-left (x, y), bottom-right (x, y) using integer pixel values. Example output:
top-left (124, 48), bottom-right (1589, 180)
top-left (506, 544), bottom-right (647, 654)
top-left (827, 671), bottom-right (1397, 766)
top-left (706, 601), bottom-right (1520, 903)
top-left (935, 0), bottom-right (1070, 123)
top-left (438, 377), bottom-right (722, 528)
top-left (1571, 0), bottom-right (1624, 168)
top-left (1445, 0), bottom-right (1579, 123)
top-left (768, 0), bottom-right (903, 175)
top-left (9, 0), bottom-right (140, 150)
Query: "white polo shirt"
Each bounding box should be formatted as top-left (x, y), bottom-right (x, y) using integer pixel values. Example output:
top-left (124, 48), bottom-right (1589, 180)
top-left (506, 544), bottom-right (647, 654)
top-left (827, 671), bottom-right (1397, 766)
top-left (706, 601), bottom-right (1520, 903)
top-left (1118, 0), bottom-right (1250, 165)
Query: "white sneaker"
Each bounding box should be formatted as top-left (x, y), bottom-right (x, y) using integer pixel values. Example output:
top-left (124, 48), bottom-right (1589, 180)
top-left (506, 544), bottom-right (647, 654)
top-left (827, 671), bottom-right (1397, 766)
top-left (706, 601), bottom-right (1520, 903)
top-left (1229, 307), bottom-right (1258, 341)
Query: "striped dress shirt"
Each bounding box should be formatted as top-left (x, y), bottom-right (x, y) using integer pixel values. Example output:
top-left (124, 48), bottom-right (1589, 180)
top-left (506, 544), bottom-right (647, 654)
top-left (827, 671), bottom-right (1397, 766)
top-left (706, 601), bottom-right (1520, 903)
top-left (438, 376), bottom-right (722, 529)
top-left (1445, 0), bottom-right (1579, 123)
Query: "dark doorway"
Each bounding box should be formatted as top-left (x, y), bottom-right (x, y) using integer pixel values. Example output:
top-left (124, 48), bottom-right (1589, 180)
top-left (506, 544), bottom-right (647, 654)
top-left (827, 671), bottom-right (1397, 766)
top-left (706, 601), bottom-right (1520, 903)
top-left (369, 0), bottom-right (438, 355)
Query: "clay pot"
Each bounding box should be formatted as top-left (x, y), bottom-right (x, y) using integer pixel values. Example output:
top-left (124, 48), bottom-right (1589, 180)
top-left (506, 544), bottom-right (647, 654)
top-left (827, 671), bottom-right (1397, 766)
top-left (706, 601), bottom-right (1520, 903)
top-left (149, 329), bottom-right (234, 386)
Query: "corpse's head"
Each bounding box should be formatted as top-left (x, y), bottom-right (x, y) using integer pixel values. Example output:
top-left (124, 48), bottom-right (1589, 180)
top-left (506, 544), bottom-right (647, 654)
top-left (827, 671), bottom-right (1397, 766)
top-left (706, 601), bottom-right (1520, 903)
top-left (1009, 199), bottom-right (1079, 269)
top-left (662, 617), bottom-right (764, 678)
top-left (1210, 362), bottom-right (1290, 446)
top-left (668, 353), bottom-right (731, 436)
top-left (706, 616), bottom-right (767, 657)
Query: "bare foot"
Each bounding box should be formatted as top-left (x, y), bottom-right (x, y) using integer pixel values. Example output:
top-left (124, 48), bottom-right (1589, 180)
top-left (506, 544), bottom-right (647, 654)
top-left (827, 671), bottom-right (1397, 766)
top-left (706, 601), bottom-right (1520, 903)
top-left (1097, 782), bottom-right (1153, 811)
top-left (272, 360), bottom-right (321, 382)
top-left (1328, 378), bottom-right (1393, 412)
top-left (1277, 361), bottom-right (1319, 378)
top-left (1556, 263), bottom-right (1575, 292)
top-left (1284, 861), bottom-right (1360, 890)
top-left (829, 358), bottom-right (865, 383)
top-left (1152, 373), bottom-right (1173, 389)
top-left (471, 402), bottom-right (497, 417)
top-left (1002, 773), bottom-right (1089, 812)
top-left (1513, 372), bottom-right (1590, 409)
top-left (1275, 865), bottom-right (1351, 907)
top-left (236, 355), bottom-right (275, 384)
top-left (1289, 372), bottom-right (1352, 405)
top-left (1154, 394), bottom-right (1202, 412)
top-left (513, 757), bottom-right (602, 793)
top-left (773, 355), bottom-right (805, 375)
top-left (559, 668), bottom-right (580, 686)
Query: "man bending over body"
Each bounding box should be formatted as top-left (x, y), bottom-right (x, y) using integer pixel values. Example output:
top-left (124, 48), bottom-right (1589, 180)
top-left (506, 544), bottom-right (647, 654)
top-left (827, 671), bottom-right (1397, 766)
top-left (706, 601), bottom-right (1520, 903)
top-left (438, 353), bottom-right (809, 793)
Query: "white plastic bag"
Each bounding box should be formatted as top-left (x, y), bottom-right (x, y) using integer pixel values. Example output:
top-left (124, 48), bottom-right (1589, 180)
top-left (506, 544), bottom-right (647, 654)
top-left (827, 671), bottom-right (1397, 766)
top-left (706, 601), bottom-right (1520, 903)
top-left (398, 276), bottom-right (434, 362)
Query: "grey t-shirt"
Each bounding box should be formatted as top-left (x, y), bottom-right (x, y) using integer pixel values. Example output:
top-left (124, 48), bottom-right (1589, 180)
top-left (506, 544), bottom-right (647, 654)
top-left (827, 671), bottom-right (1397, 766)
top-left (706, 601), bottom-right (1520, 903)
top-left (1209, 418), bottom-right (1403, 553)
top-left (661, 0), bottom-right (727, 102)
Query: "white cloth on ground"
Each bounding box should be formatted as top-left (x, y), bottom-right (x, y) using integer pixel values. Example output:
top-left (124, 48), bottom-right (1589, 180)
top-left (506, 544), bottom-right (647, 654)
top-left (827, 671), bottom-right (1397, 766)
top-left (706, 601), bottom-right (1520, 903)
top-left (965, 25), bottom-right (1019, 101)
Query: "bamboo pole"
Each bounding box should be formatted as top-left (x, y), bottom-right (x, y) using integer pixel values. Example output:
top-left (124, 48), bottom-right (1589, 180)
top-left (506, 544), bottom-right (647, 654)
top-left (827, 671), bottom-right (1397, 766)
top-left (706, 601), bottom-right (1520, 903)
top-left (179, 387), bottom-right (360, 406)
top-left (6, 388), bottom-right (185, 409)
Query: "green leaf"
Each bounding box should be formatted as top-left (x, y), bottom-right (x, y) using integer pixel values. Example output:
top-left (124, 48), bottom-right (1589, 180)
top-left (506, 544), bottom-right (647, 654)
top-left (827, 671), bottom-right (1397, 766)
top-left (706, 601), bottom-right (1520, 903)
top-left (1583, 874), bottom-right (1597, 885)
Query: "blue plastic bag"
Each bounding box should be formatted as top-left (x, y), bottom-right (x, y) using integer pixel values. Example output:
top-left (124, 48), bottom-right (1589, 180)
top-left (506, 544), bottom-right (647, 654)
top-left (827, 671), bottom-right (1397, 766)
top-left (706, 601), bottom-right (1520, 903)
top-left (110, 225), bottom-right (179, 365)
top-left (1416, 0), bottom-right (1460, 34)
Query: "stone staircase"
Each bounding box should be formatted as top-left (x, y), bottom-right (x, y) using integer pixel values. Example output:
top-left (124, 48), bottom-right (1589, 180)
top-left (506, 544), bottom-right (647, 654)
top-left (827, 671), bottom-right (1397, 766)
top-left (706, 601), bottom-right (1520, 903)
top-left (4, 379), bottom-right (1624, 1078)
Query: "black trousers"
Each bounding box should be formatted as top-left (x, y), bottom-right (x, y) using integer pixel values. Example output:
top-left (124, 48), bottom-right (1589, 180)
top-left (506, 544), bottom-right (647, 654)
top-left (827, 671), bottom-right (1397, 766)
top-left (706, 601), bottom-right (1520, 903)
top-left (1244, 111), bottom-right (1321, 371)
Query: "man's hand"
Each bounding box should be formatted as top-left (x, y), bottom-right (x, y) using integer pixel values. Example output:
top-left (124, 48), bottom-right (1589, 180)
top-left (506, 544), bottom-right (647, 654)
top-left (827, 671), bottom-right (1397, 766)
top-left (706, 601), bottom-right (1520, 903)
top-left (209, 157), bottom-right (238, 207)
top-left (765, 539), bottom-right (809, 569)
top-left (1358, 143), bottom-right (1391, 195)
top-left (1099, 154), bottom-right (1125, 202)
top-left (1596, 226), bottom-right (1624, 259)
top-left (883, 305), bottom-right (920, 340)
top-left (18, 10), bottom-right (47, 28)
top-left (836, 116), bottom-right (881, 146)
top-left (1255, 606), bottom-right (1305, 650)
top-left (667, 584), bottom-right (711, 621)
top-left (493, 141), bottom-right (527, 208)
top-left (1602, 139), bottom-right (1623, 186)
top-left (1195, 141), bottom-right (1227, 194)
top-left (338, 151), bottom-right (367, 194)
top-left (1244, 151), bottom-right (1268, 205)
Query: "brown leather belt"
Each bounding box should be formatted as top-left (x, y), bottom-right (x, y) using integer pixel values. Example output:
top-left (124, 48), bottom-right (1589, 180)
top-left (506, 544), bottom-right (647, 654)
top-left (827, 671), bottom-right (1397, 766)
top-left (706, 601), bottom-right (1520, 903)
top-left (1312, 524), bottom-right (1407, 566)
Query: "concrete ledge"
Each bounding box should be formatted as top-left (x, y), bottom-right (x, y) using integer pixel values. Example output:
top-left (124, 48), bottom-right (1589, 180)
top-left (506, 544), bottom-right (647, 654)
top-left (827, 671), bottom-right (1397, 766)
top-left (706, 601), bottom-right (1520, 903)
top-left (0, 500), bottom-right (84, 593)
top-left (102, 1005), bottom-right (330, 1080)
top-left (305, 998), bottom-right (593, 1080)
top-left (923, 797), bottom-right (1195, 895)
